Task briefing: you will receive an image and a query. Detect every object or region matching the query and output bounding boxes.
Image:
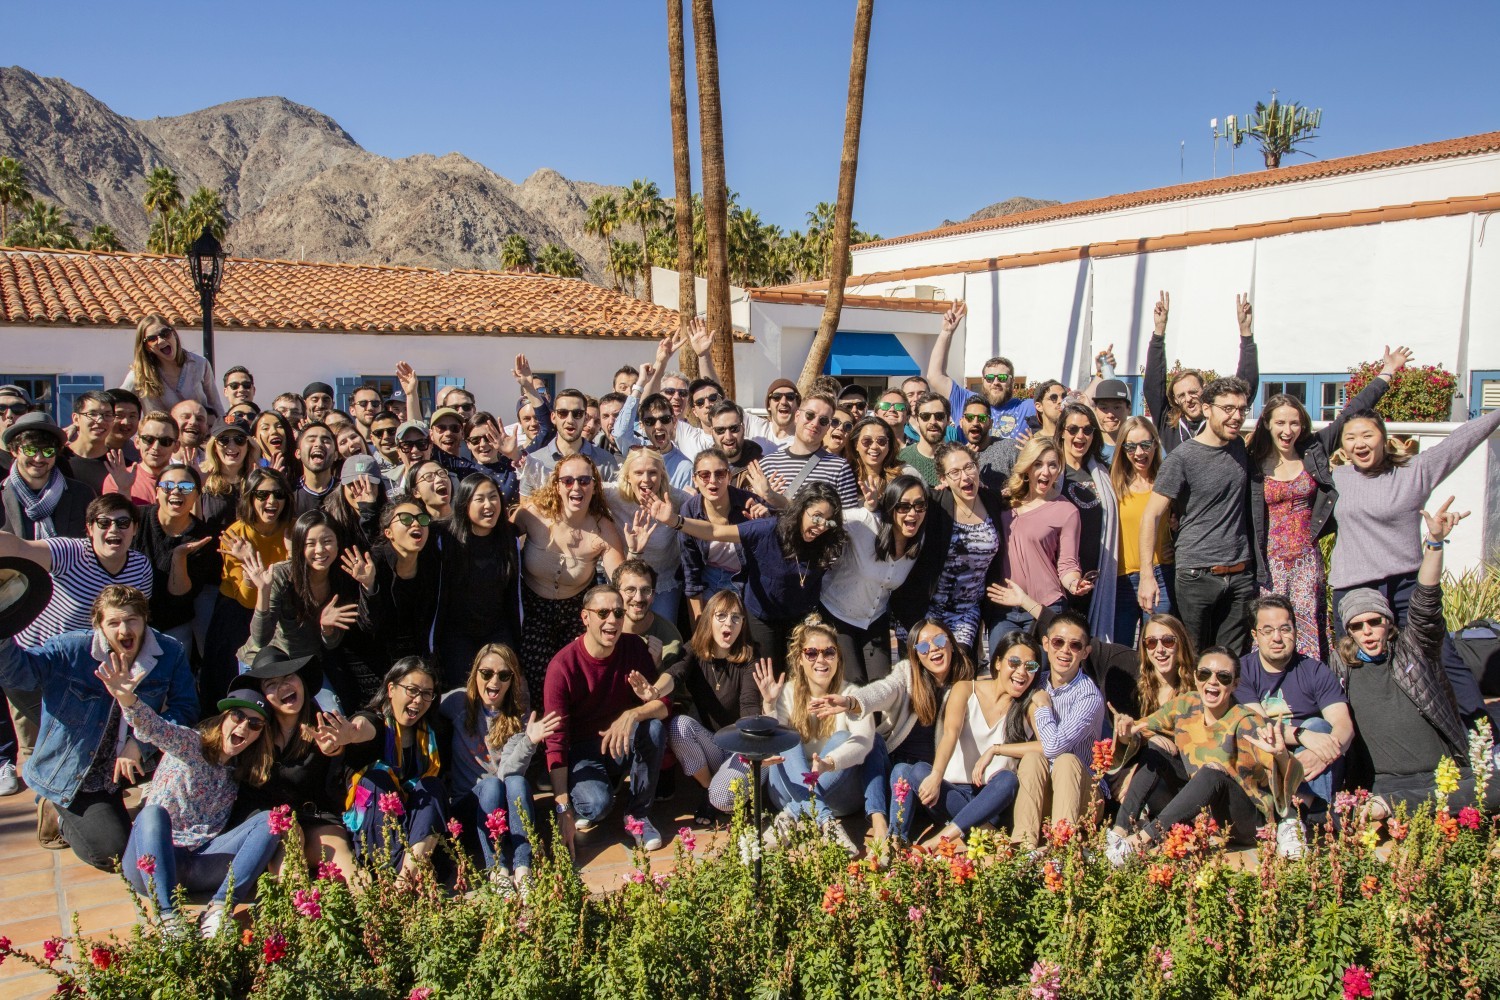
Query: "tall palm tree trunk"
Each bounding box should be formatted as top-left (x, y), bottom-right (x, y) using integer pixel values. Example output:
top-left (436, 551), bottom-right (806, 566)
top-left (799, 0), bottom-right (873, 393)
top-left (692, 0), bottom-right (734, 396)
top-left (668, 0), bottom-right (699, 378)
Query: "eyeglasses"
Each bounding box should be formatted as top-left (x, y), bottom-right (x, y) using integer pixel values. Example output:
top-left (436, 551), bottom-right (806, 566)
top-left (1195, 668), bottom-right (1236, 685)
top-left (79, 409), bottom-right (114, 423)
top-left (916, 411), bottom-right (947, 423)
top-left (914, 633), bottom-right (949, 656)
top-left (982, 373), bottom-right (1013, 384)
top-left (586, 606), bottom-right (627, 620)
top-left (0, 403), bottom-right (29, 417)
top-left (1063, 425), bottom-right (1095, 437)
top-left (393, 511), bottom-right (433, 527)
top-left (394, 682), bottom-right (436, 703)
top-left (398, 438), bottom-right (430, 451)
top-left (18, 443), bottom-right (56, 459)
top-left (92, 515), bottom-right (134, 531)
top-left (1046, 636), bottom-right (1086, 653)
top-left (251, 489), bottom-right (288, 502)
top-left (554, 407), bottom-right (587, 420)
top-left (892, 499), bottom-right (928, 515)
top-left (620, 583), bottom-right (655, 598)
top-left (1142, 634), bottom-right (1178, 651)
top-left (1004, 655), bottom-right (1042, 674)
top-left (712, 423), bottom-right (743, 436)
top-left (876, 401), bottom-right (907, 413)
top-left (228, 708), bottom-right (265, 731)
top-left (1212, 403), bottom-right (1249, 417)
top-left (143, 329), bottom-right (175, 344)
top-left (801, 646), bottom-right (838, 660)
top-left (768, 391), bottom-right (800, 404)
top-left (943, 462), bottom-right (979, 480)
top-left (641, 415), bottom-right (673, 428)
top-left (661, 387), bottom-right (688, 398)
top-left (830, 419), bottom-right (854, 434)
top-left (226, 380), bottom-right (254, 392)
top-left (693, 393), bottom-right (722, 408)
top-left (477, 668), bottom-right (513, 683)
top-left (808, 512), bottom-right (830, 527)
top-left (1255, 624), bottom-right (1295, 637)
top-left (1347, 617), bottom-right (1386, 634)
top-left (962, 413), bottom-right (991, 424)
top-left (557, 475), bottom-right (595, 488)
top-left (713, 611), bottom-right (745, 626)
top-left (695, 468), bottom-right (730, 483)
top-left (139, 433), bottom-right (177, 448)
top-left (416, 472), bottom-right (445, 485)
top-left (1122, 441), bottom-right (1155, 454)
top-left (799, 410), bottom-right (831, 428)
top-left (218, 433), bottom-right (248, 447)
top-left (157, 481), bottom-right (197, 494)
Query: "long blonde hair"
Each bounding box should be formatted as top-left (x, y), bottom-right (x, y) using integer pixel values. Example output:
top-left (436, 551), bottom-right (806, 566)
top-left (616, 446), bottom-right (672, 512)
top-left (1109, 416), bottom-right (1163, 497)
top-left (202, 429), bottom-right (261, 496)
top-left (787, 614), bottom-right (844, 745)
top-left (130, 314), bottom-right (184, 402)
top-left (1006, 436), bottom-right (1060, 507)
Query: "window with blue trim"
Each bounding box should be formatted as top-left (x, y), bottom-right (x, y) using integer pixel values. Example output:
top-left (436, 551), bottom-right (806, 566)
top-left (0, 374), bottom-right (58, 419)
top-left (1470, 370), bottom-right (1500, 419)
top-left (1260, 374), bottom-right (1349, 421)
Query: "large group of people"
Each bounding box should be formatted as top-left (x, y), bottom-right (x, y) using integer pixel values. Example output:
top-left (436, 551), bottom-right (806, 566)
top-left (0, 299), bottom-right (1497, 931)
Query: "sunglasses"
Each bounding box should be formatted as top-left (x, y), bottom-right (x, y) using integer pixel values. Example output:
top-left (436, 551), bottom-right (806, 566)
top-left (712, 423), bottom-right (743, 435)
top-left (802, 646), bottom-right (838, 660)
top-left (641, 415), bottom-right (674, 427)
top-left (466, 434), bottom-right (492, 447)
top-left (914, 632), bottom-right (949, 655)
top-left (371, 426), bottom-right (397, 438)
top-left (1346, 617), bottom-right (1386, 634)
top-left (800, 410), bottom-right (831, 428)
top-left (225, 380), bottom-right (254, 392)
top-left (1063, 425), bottom-right (1095, 437)
top-left (694, 393), bottom-right (723, 408)
top-left (892, 500), bottom-right (928, 515)
top-left (352, 398), bottom-right (380, 408)
top-left (1046, 636), bottom-right (1086, 653)
top-left (876, 401), bottom-right (907, 413)
top-left (1042, 393), bottom-right (1067, 404)
top-left (1195, 668), bottom-right (1236, 686)
top-left (477, 668), bottom-right (513, 683)
top-left (432, 423), bottom-right (463, 434)
top-left (550, 406), bottom-right (587, 420)
top-left (586, 606), bottom-right (627, 620)
top-left (92, 515), bottom-right (134, 531)
top-left (830, 419), bottom-right (854, 433)
top-left (695, 468), bottom-right (730, 483)
top-left (982, 373), bottom-right (1013, 384)
top-left (768, 391), bottom-right (800, 404)
top-left (916, 411), bottom-right (947, 423)
top-left (963, 413), bottom-right (991, 423)
top-left (395, 682), bottom-right (436, 702)
top-left (452, 403), bottom-right (476, 414)
top-left (157, 480), bottom-right (197, 494)
top-left (251, 489), bottom-right (288, 502)
top-left (0, 403), bottom-right (28, 417)
top-left (398, 438), bottom-right (430, 451)
top-left (557, 475), bottom-right (595, 488)
top-left (1142, 634), bottom-right (1178, 651)
top-left (228, 708), bottom-right (265, 732)
top-left (217, 433), bottom-right (248, 447)
top-left (139, 433), bottom-right (177, 448)
top-left (144, 329), bottom-right (175, 344)
top-left (1121, 441), bottom-right (1155, 454)
top-left (1004, 655), bottom-right (1042, 674)
top-left (656, 387), bottom-right (687, 399)
top-left (393, 511), bottom-right (433, 527)
top-left (18, 443), bottom-right (56, 458)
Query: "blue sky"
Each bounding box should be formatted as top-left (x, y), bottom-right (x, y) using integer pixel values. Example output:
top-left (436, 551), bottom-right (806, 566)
top-left (9, 1), bottom-right (1498, 238)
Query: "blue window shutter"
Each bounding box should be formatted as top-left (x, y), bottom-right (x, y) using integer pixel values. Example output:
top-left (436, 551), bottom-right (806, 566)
top-left (55, 374), bottom-right (106, 423)
top-left (334, 377), bottom-right (360, 413)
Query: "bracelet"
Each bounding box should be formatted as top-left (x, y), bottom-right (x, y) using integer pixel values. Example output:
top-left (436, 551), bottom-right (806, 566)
top-left (1423, 537), bottom-right (1446, 550)
top-left (674, 513), bottom-right (685, 530)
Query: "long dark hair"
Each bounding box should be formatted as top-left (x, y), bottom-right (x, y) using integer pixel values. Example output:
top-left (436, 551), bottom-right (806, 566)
top-left (874, 474), bottom-right (928, 562)
top-left (905, 618), bottom-right (975, 726)
top-left (842, 415), bottom-right (904, 481)
top-left (775, 480), bottom-right (847, 570)
top-left (1060, 402), bottom-right (1103, 465)
top-left (992, 631), bottom-right (1043, 743)
top-left (288, 510), bottom-right (348, 626)
top-left (365, 656), bottom-right (440, 719)
top-left (448, 474), bottom-right (517, 587)
top-left (1248, 393), bottom-right (1314, 465)
top-left (321, 473), bottom-right (388, 550)
top-left (236, 467), bottom-right (295, 529)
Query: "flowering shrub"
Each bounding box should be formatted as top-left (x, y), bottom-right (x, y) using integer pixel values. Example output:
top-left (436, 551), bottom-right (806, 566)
top-left (7, 796), bottom-right (1500, 998)
top-left (1345, 359), bottom-right (1457, 422)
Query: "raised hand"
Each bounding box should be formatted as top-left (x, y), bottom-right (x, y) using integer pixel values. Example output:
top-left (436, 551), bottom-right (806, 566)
top-left (239, 549), bottom-right (274, 592)
top-left (1421, 496), bottom-right (1469, 542)
top-left (808, 694), bottom-right (851, 719)
top-left (624, 506), bottom-right (659, 553)
top-left (493, 422), bottom-right (520, 462)
top-left (1235, 293), bottom-right (1253, 338)
top-left (1245, 721), bottom-right (1291, 761)
top-left (267, 451), bottom-right (286, 472)
top-left (104, 449), bottom-right (136, 493)
top-left (641, 489), bottom-right (675, 525)
top-left (627, 670), bottom-right (657, 702)
top-left (525, 710), bottom-right (563, 745)
top-left (640, 361), bottom-right (657, 383)
top-left (686, 315), bottom-right (714, 357)
top-left (752, 658), bottom-right (784, 707)
top-left (743, 498), bottom-right (772, 520)
top-left (319, 595), bottom-right (359, 632)
top-left (220, 531), bottom-right (252, 564)
top-left (512, 354), bottom-right (533, 386)
top-left (176, 534), bottom-right (216, 560)
top-left (1379, 345), bottom-right (1414, 377)
top-left (1153, 290), bottom-right (1170, 336)
top-left (986, 577), bottom-right (1035, 611)
top-left (941, 300), bottom-right (968, 336)
top-left (340, 548), bottom-right (376, 590)
top-left (857, 477), bottom-right (880, 510)
top-left (653, 331), bottom-right (682, 368)
top-left (346, 475), bottom-right (374, 506)
top-left (313, 711), bottom-right (359, 754)
top-left (395, 361), bottom-right (418, 395)
top-left (94, 650), bottom-right (140, 706)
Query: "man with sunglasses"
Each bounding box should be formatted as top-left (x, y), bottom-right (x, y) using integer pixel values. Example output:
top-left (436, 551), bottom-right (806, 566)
top-left (1144, 291), bottom-right (1259, 453)
top-left (687, 377), bottom-right (723, 432)
top-left (612, 384), bottom-right (694, 491)
top-left (368, 411), bottom-right (403, 479)
top-left (706, 400), bottom-right (763, 486)
top-left (836, 384), bottom-right (868, 421)
top-left (922, 301), bottom-right (1037, 440)
top-left (349, 384), bottom-right (384, 442)
top-left (520, 388), bottom-right (619, 499)
top-left (103, 410), bottom-right (179, 506)
top-left (873, 389), bottom-right (908, 432)
top-left (752, 392), bottom-right (860, 509)
top-left (0, 384), bottom-right (34, 476)
top-left (63, 390), bottom-right (118, 496)
top-left (898, 392), bottom-right (951, 487)
top-left (544, 583), bottom-right (669, 857)
top-left (1012, 610), bottom-right (1106, 848)
top-left (221, 366), bottom-right (256, 408)
top-left (386, 420), bottom-right (435, 492)
top-left (2, 412), bottom-right (92, 539)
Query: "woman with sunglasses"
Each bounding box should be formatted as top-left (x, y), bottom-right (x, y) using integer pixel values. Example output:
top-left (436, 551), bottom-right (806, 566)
top-left (202, 467), bottom-right (293, 711)
top-left (200, 420), bottom-right (260, 532)
top-left (646, 481), bottom-right (847, 675)
top-left (964, 632), bottom-right (1046, 830)
top-left (439, 644), bottom-right (559, 892)
top-left (606, 447), bottom-right (689, 622)
top-left (313, 657), bottom-right (450, 888)
top-left (1101, 614), bottom-right (1196, 809)
top-left (825, 407), bottom-right (856, 455)
top-left (120, 314), bottom-right (223, 419)
top-left (1056, 403), bottom-right (1119, 638)
top-left (98, 650), bottom-right (277, 936)
top-left (679, 448), bottom-right (767, 620)
top-left (461, 412), bottom-right (521, 507)
top-left (432, 475), bottom-right (522, 689)
top-left (132, 463), bottom-right (220, 653)
top-left (1109, 416), bottom-right (1174, 645)
top-left (841, 416), bottom-right (909, 511)
top-left (361, 496), bottom-right (442, 674)
top-left (513, 454), bottom-right (626, 705)
top-left (1106, 647), bottom-right (1297, 862)
top-left (252, 410), bottom-right (300, 480)
top-left (814, 618), bottom-right (979, 850)
top-left (818, 474), bottom-right (929, 685)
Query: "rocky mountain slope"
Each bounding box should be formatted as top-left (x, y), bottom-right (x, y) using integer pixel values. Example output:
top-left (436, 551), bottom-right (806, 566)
top-left (942, 195), bottom-right (1061, 228)
top-left (0, 66), bottom-right (615, 279)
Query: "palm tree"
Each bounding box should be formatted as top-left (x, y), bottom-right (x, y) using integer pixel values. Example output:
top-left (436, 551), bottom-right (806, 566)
top-left (619, 179), bottom-right (664, 302)
top-left (585, 194), bottom-right (621, 290)
top-left (799, 0), bottom-right (874, 391)
top-left (611, 241), bottom-right (645, 298)
top-left (691, 0), bottom-right (735, 395)
top-left (182, 187), bottom-right (228, 245)
top-left (645, 226), bottom-right (678, 271)
top-left (666, 0), bottom-right (700, 378)
top-left (85, 224), bottom-right (123, 252)
top-left (500, 233), bottom-right (534, 270)
top-left (804, 201), bottom-right (837, 278)
top-left (0, 157), bottom-right (31, 245)
top-left (536, 243), bottom-right (583, 278)
top-left (143, 166), bottom-right (183, 253)
top-left (9, 200), bottom-right (79, 250)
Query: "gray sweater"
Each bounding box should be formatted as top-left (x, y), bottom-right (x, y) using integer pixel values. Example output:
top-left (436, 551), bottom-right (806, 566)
top-left (1328, 408), bottom-right (1500, 589)
top-left (439, 690), bottom-right (541, 797)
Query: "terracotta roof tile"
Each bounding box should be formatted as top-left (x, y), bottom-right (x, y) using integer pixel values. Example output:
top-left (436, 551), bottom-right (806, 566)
top-left (0, 248), bottom-right (746, 341)
top-left (858, 131), bottom-right (1500, 250)
top-left (745, 288), bottom-right (951, 313)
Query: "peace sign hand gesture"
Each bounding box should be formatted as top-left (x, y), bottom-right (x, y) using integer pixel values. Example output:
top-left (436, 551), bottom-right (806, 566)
top-left (1153, 290), bottom-right (1170, 336)
top-left (1235, 293), bottom-right (1253, 338)
top-left (1421, 496), bottom-right (1469, 543)
top-left (941, 300), bottom-right (968, 336)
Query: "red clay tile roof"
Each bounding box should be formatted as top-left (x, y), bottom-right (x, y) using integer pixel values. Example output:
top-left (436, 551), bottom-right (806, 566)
top-left (0, 248), bottom-right (742, 340)
top-left (746, 288), bottom-right (952, 314)
top-left (858, 130), bottom-right (1500, 251)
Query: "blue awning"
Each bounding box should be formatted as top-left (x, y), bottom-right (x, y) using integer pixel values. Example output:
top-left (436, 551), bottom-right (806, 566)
top-left (824, 332), bottom-right (920, 377)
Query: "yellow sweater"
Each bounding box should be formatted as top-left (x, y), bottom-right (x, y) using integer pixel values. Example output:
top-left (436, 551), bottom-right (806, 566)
top-left (218, 520), bottom-right (289, 609)
top-left (1117, 487), bottom-right (1174, 576)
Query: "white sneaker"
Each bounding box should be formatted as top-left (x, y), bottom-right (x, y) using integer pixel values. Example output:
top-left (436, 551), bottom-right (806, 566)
top-left (824, 820), bottom-right (860, 859)
top-left (1106, 828), bottom-right (1125, 853)
top-left (1275, 818), bottom-right (1306, 860)
top-left (638, 818), bottom-right (664, 852)
top-left (573, 814), bottom-right (595, 833)
top-left (198, 904), bottom-right (224, 939)
top-left (488, 867), bottom-right (515, 896)
top-left (1106, 836), bottom-right (1137, 868)
top-left (0, 761), bottom-right (18, 796)
top-left (762, 808), bottom-right (797, 850)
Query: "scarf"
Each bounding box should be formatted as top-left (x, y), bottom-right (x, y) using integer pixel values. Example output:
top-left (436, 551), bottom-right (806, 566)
top-left (342, 715), bottom-right (442, 831)
top-left (7, 463), bottom-right (65, 538)
top-left (1083, 458), bottom-right (1120, 642)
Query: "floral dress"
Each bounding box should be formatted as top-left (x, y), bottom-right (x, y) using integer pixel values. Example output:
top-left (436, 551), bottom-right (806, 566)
top-left (928, 516), bottom-right (1000, 649)
top-left (1262, 470), bottom-right (1327, 659)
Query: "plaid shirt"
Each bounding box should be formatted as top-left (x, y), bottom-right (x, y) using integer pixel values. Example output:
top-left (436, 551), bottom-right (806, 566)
top-left (1034, 668), bottom-right (1106, 763)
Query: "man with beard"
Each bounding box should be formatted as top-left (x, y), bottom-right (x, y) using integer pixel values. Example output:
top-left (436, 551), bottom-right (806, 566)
top-left (614, 560), bottom-right (684, 673)
top-left (1145, 291), bottom-right (1259, 453)
top-left (169, 399), bottom-right (210, 468)
top-left (613, 384), bottom-right (693, 490)
top-left (521, 388), bottom-right (619, 498)
top-left (2, 413), bottom-right (91, 538)
top-left (368, 410), bottom-right (403, 480)
top-left (293, 423), bottom-right (338, 516)
top-left (753, 393), bottom-right (860, 508)
top-left (707, 400), bottom-right (764, 488)
top-left (303, 382), bottom-right (336, 425)
top-left (898, 392), bottom-right (951, 487)
top-left (0, 383), bottom-right (34, 476)
top-left (596, 392), bottom-right (627, 455)
top-left (350, 384), bottom-right (384, 442)
top-left (923, 301), bottom-right (1037, 441)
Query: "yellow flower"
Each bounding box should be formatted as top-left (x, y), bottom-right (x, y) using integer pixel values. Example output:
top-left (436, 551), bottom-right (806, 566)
top-left (1195, 866), bottom-right (1216, 890)
top-left (1435, 756), bottom-right (1461, 797)
top-left (966, 828), bottom-right (995, 860)
top-left (1360, 826), bottom-right (1380, 853)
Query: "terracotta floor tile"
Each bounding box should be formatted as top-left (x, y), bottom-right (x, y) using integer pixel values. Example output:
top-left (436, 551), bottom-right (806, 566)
top-left (2, 892), bottom-right (57, 918)
top-left (0, 914), bottom-right (62, 949)
top-left (58, 864), bottom-right (120, 888)
top-left (0, 853), bottom-right (52, 878)
top-left (0, 971), bottom-right (56, 1000)
top-left (0, 871), bottom-right (55, 899)
top-left (71, 901), bottom-right (144, 938)
top-left (63, 879), bottom-right (135, 912)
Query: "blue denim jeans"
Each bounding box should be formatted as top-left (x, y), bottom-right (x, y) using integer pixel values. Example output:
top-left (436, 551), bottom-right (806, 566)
top-left (347, 773), bottom-right (448, 871)
top-left (1112, 565), bottom-right (1174, 646)
top-left (567, 718), bottom-right (666, 825)
top-left (1296, 716), bottom-right (1342, 810)
top-left (123, 805), bottom-right (280, 916)
top-left (650, 586), bottom-right (681, 624)
top-left (459, 773), bottom-right (536, 871)
top-left (696, 565), bottom-right (739, 602)
top-left (767, 730), bottom-right (863, 822)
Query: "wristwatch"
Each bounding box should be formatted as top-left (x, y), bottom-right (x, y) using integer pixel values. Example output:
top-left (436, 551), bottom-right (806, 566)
top-left (555, 799), bottom-right (573, 816)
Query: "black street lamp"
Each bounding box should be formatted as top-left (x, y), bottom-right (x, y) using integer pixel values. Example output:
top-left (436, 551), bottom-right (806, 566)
top-left (186, 226), bottom-right (226, 371)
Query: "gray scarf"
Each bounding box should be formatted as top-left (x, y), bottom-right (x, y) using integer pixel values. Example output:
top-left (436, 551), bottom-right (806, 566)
top-left (6, 462), bottom-right (65, 538)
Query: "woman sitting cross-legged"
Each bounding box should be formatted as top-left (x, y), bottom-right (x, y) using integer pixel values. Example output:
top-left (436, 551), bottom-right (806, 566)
top-left (97, 654), bottom-right (279, 938)
top-left (438, 643), bottom-right (560, 895)
top-left (1105, 647), bottom-right (1301, 865)
top-left (313, 657), bottom-right (450, 890)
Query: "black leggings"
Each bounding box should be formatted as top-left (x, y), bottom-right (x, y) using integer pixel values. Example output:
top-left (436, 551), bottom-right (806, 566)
top-left (746, 613), bottom-right (794, 677)
top-left (200, 594), bottom-right (254, 716)
top-left (1117, 746), bottom-right (1190, 830)
top-left (819, 605), bottom-right (895, 686)
top-left (57, 790), bottom-right (133, 873)
top-left (1143, 766), bottom-right (1263, 846)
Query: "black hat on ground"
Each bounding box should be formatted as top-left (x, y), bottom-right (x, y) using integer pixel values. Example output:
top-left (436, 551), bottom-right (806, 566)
top-left (712, 715), bottom-right (801, 761)
top-left (0, 556), bottom-right (53, 640)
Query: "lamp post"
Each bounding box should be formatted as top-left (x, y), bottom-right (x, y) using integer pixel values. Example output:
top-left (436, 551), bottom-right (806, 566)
top-left (713, 715), bottom-right (800, 891)
top-left (186, 226), bottom-right (226, 371)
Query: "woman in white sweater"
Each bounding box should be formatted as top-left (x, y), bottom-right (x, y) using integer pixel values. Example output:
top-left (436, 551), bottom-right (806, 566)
top-left (120, 314), bottom-right (223, 418)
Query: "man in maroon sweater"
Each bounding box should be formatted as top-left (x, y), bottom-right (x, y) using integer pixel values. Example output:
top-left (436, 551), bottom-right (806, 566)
top-left (544, 584), bottom-right (669, 856)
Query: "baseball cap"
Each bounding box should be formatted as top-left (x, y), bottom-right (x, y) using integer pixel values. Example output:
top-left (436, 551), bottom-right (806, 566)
top-left (429, 407), bottom-right (463, 427)
top-left (340, 454), bottom-right (380, 484)
top-left (396, 420), bottom-right (428, 440)
top-left (1095, 379), bottom-right (1132, 403)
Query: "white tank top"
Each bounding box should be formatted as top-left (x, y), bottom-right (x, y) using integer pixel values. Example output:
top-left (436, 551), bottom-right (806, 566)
top-left (945, 687), bottom-right (1023, 785)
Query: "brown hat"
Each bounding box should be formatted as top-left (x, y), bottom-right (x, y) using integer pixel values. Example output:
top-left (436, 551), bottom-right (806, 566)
top-left (765, 379), bottom-right (799, 404)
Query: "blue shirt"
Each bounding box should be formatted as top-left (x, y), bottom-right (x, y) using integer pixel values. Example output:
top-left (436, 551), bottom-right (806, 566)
top-left (948, 382), bottom-right (1036, 441)
top-left (1236, 651), bottom-right (1348, 725)
top-left (739, 517), bottom-right (824, 622)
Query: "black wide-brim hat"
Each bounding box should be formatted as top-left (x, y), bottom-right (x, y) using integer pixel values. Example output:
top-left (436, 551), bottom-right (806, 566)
top-left (243, 645), bottom-right (323, 696)
top-left (713, 715), bottom-right (801, 760)
top-left (0, 556), bottom-right (53, 641)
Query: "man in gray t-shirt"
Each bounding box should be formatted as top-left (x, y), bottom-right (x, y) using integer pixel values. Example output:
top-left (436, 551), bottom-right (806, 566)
top-left (1137, 376), bottom-right (1256, 656)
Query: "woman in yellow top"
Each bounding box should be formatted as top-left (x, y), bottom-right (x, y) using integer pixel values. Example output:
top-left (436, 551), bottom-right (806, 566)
top-left (1110, 416), bottom-right (1174, 645)
top-left (202, 467), bottom-right (293, 714)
